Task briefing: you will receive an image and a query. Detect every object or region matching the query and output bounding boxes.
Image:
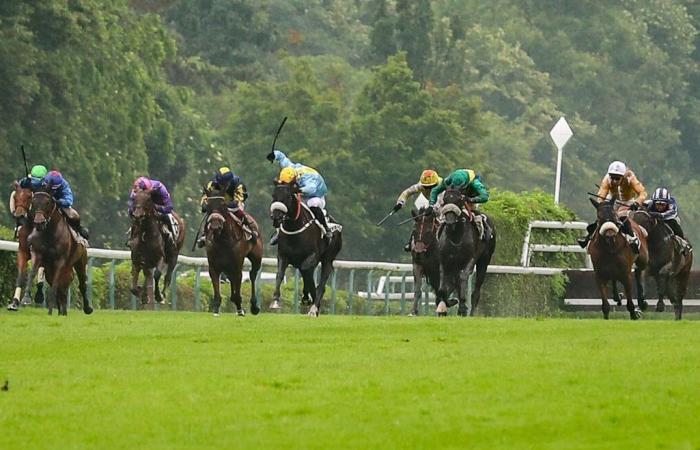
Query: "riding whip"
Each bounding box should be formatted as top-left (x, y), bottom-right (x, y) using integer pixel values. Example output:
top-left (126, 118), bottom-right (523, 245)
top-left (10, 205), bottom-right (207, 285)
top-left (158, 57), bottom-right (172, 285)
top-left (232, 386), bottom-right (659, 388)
top-left (267, 116), bottom-right (288, 162)
top-left (20, 145), bottom-right (29, 178)
top-left (376, 210), bottom-right (395, 226)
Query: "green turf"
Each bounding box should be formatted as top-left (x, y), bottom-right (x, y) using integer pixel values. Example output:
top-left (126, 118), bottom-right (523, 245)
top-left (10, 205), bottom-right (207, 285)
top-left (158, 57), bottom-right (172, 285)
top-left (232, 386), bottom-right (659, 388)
top-left (1, 310), bottom-right (699, 450)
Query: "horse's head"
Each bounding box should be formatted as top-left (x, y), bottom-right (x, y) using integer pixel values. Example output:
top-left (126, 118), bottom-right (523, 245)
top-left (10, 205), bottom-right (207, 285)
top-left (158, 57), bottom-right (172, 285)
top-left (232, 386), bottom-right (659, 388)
top-left (203, 189), bottom-right (228, 215)
top-left (12, 181), bottom-right (33, 218)
top-left (412, 207), bottom-right (437, 253)
top-left (207, 212), bottom-right (226, 237)
top-left (440, 188), bottom-right (465, 225)
top-left (131, 189), bottom-right (155, 224)
top-left (270, 181), bottom-right (299, 227)
top-left (31, 191), bottom-right (56, 231)
top-left (592, 198), bottom-right (621, 240)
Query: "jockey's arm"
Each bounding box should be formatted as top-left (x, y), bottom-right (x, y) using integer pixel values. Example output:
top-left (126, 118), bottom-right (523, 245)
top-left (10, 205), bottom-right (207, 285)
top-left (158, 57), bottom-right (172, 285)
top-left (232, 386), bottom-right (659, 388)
top-left (273, 150), bottom-right (294, 168)
top-left (154, 183), bottom-right (174, 214)
top-left (630, 175), bottom-right (647, 204)
top-left (469, 178), bottom-right (489, 203)
top-left (596, 176), bottom-right (610, 202)
top-left (397, 183), bottom-right (421, 205)
top-left (298, 176), bottom-right (318, 197)
top-left (234, 184), bottom-right (246, 204)
top-left (127, 191), bottom-right (136, 215)
top-left (429, 180), bottom-right (447, 205)
top-left (57, 181), bottom-right (74, 208)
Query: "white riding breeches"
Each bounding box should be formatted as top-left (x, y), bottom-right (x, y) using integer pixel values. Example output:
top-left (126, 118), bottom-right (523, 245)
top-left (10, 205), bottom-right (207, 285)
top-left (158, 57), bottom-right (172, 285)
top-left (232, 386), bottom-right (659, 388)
top-left (305, 196), bottom-right (326, 209)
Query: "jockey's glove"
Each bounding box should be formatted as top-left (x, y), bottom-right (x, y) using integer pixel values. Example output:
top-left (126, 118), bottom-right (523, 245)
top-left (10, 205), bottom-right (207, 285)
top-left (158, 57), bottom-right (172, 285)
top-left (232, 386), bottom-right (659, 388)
top-left (630, 202), bottom-right (640, 211)
top-left (393, 202), bottom-right (403, 212)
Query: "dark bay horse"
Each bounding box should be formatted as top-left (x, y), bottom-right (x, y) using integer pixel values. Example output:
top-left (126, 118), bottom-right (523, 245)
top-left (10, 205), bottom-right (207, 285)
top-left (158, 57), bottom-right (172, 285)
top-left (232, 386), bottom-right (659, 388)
top-left (409, 207), bottom-right (441, 316)
top-left (7, 182), bottom-right (44, 310)
top-left (633, 210), bottom-right (693, 319)
top-left (129, 190), bottom-right (185, 305)
top-left (28, 191), bottom-right (92, 316)
top-left (435, 188), bottom-right (496, 317)
top-left (587, 199), bottom-right (648, 320)
top-left (203, 194), bottom-right (263, 316)
top-left (269, 182), bottom-right (342, 317)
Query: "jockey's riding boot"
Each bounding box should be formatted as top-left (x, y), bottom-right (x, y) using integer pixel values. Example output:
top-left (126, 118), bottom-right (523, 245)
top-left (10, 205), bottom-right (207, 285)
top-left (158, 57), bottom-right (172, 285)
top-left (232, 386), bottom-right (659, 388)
top-left (404, 232), bottom-right (414, 252)
top-left (481, 215), bottom-right (493, 241)
top-left (196, 235), bottom-right (206, 248)
top-left (577, 236), bottom-right (590, 249)
top-left (625, 233), bottom-right (640, 254)
top-left (241, 215), bottom-right (258, 244)
top-left (78, 226), bottom-right (90, 240)
top-left (269, 229), bottom-right (279, 246)
top-left (577, 222), bottom-right (597, 248)
top-left (310, 206), bottom-right (333, 242)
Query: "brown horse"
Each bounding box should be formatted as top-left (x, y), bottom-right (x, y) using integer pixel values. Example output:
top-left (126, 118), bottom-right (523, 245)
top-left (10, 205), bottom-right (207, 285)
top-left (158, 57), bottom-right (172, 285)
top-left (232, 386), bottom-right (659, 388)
top-left (28, 191), bottom-right (92, 316)
top-left (587, 199), bottom-right (648, 320)
top-left (409, 207), bottom-right (441, 316)
top-left (7, 182), bottom-right (45, 310)
top-left (129, 190), bottom-right (185, 305)
top-left (203, 194), bottom-right (263, 316)
top-left (632, 210), bottom-right (693, 320)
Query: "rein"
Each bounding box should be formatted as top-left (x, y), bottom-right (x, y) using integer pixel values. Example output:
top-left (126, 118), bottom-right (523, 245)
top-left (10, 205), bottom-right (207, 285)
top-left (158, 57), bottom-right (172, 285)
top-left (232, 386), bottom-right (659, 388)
top-left (34, 192), bottom-right (57, 226)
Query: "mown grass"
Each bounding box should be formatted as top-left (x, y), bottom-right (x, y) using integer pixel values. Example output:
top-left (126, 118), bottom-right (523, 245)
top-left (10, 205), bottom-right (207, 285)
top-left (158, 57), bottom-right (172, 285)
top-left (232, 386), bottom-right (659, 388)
top-left (1, 310), bottom-right (699, 450)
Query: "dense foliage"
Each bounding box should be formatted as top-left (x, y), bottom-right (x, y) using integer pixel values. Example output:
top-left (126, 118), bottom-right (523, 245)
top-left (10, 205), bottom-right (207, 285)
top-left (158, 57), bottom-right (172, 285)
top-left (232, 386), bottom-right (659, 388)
top-left (1, 0), bottom-right (698, 263)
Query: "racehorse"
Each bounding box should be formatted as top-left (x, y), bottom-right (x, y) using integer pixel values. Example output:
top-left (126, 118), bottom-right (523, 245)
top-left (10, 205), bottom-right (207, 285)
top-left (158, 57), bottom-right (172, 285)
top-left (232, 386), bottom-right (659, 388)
top-left (269, 182), bottom-right (342, 316)
top-left (203, 193), bottom-right (263, 316)
top-left (7, 182), bottom-right (45, 310)
top-left (587, 199), bottom-right (648, 320)
top-left (632, 210), bottom-right (693, 319)
top-left (435, 188), bottom-right (496, 316)
top-left (409, 207), bottom-right (441, 316)
top-left (129, 190), bottom-right (185, 305)
top-left (28, 190), bottom-right (92, 315)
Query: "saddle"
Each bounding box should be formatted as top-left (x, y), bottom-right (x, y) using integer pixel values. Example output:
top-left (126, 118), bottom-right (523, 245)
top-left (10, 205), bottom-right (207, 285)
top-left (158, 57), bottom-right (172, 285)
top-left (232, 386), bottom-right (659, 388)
top-left (227, 211), bottom-right (255, 241)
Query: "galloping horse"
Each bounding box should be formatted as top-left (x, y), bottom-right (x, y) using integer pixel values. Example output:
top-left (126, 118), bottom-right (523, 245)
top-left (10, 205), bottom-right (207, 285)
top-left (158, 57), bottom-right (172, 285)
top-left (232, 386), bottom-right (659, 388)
top-left (269, 182), bottom-right (342, 316)
top-left (7, 182), bottom-right (44, 310)
top-left (129, 190), bottom-right (185, 305)
top-left (203, 193), bottom-right (263, 316)
top-left (587, 199), bottom-right (648, 320)
top-left (632, 210), bottom-right (693, 319)
top-left (28, 190), bottom-right (92, 315)
top-left (409, 207), bottom-right (441, 316)
top-left (435, 188), bottom-right (496, 316)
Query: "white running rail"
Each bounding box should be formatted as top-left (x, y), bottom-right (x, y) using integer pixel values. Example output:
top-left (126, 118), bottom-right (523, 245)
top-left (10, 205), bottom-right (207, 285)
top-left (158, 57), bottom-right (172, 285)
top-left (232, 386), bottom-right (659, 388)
top-left (520, 221), bottom-right (592, 269)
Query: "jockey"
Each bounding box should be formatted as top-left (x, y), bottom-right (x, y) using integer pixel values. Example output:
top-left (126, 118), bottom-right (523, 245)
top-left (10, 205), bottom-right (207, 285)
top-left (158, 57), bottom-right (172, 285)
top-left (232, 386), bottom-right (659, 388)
top-left (644, 187), bottom-right (692, 253)
top-left (11, 165), bottom-right (47, 220)
top-left (42, 170), bottom-right (89, 239)
top-left (128, 177), bottom-right (178, 246)
top-left (394, 169), bottom-right (442, 252)
top-left (196, 167), bottom-right (256, 248)
top-left (269, 150), bottom-right (332, 245)
top-left (428, 168), bottom-right (492, 240)
top-left (577, 161), bottom-right (647, 251)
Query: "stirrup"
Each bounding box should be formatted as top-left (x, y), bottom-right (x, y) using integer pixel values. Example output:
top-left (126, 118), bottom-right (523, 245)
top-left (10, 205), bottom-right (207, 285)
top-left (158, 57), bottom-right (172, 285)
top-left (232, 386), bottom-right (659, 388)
top-left (577, 237), bottom-right (589, 249)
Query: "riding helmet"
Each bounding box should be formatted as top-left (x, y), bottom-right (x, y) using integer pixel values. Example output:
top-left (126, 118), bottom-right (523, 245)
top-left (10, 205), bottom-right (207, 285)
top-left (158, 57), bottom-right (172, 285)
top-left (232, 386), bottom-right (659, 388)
top-left (215, 167), bottom-right (234, 185)
top-left (133, 176), bottom-right (153, 191)
top-left (44, 170), bottom-right (64, 189)
top-left (30, 165), bottom-right (48, 179)
top-left (652, 187), bottom-right (671, 203)
top-left (607, 161), bottom-right (627, 176)
top-left (278, 167), bottom-right (297, 183)
top-left (419, 169), bottom-right (440, 187)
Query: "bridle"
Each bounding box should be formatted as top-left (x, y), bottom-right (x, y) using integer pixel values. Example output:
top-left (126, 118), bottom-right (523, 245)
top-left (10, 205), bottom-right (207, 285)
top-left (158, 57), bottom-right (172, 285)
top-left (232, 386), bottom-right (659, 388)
top-left (33, 191), bottom-right (57, 227)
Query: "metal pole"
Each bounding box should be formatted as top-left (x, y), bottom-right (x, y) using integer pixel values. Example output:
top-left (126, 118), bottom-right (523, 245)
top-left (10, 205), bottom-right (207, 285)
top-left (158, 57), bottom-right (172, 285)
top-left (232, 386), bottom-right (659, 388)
top-left (383, 271), bottom-right (392, 315)
top-left (109, 259), bottom-right (116, 309)
top-left (254, 268), bottom-right (262, 310)
top-left (554, 146), bottom-right (563, 204)
top-left (170, 264), bottom-right (179, 311)
top-left (330, 270), bottom-right (337, 315)
top-left (86, 257), bottom-right (94, 308)
top-left (400, 273), bottom-right (407, 315)
top-left (347, 269), bottom-right (354, 314)
top-left (366, 270), bottom-right (374, 316)
top-left (194, 267), bottom-right (201, 312)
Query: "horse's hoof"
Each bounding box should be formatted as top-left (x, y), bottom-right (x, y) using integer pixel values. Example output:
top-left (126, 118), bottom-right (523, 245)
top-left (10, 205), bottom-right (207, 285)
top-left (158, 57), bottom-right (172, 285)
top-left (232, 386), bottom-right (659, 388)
top-left (213, 312), bottom-right (220, 317)
top-left (632, 307), bottom-right (642, 320)
top-left (407, 312), bottom-right (416, 317)
top-left (307, 305), bottom-right (319, 317)
top-left (35, 293), bottom-right (44, 305)
top-left (270, 301), bottom-right (281, 310)
top-left (7, 299), bottom-right (19, 311)
top-left (236, 309), bottom-right (246, 316)
top-left (457, 309), bottom-right (468, 317)
top-left (446, 298), bottom-right (459, 308)
top-left (639, 300), bottom-right (648, 312)
top-left (655, 301), bottom-right (665, 313)
top-left (615, 294), bottom-right (623, 306)
top-left (83, 306), bottom-right (93, 315)
top-left (251, 304), bottom-right (260, 315)
top-left (435, 301), bottom-right (448, 315)
top-left (437, 311), bottom-right (447, 317)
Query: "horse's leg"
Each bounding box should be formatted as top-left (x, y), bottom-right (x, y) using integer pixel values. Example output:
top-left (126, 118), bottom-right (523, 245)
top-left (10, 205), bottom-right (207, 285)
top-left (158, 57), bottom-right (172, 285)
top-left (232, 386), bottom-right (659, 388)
top-left (412, 264), bottom-right (423, 316)
top-left (229, 267), bottom-right (244, 316)
top-left (624, 273), bottom-right (641, 320)
top-left (144, 267), bottom-right (155, 305)
top-left (469, 257), bottom-right (489, 317)
top-left (271, 257), bottom-right (289, 310)
top-left (74, 252), bottom-right (93, 315)
top-left (436, 264), bottom-right (449, 317)
top-left (301, 268), bottom-right (319, 317)
top-left (457, 272), bottom-right (469, 317)
top-left (635, 267), bottom-right (647, 311)
top-left (130, 264), bottom-right (142, 299)
top-left (655, 274), bottom-right (667, 312)
top-left (673, 268), bottom-right (691, 320)
top-left (154, 267), bottom-right (165, 304)
top-left (315, 259), bottom-right (334, 307)
top-left (247, 251), bottom-right (261, 315)
top-left (596, 274), bottom-right (610, 320)
top-left (9, 244), bottom-right (29, 310)
top-left (611, 281), bottom-right (623, 306)
top-left (209, 268), bottom-right (222, 315)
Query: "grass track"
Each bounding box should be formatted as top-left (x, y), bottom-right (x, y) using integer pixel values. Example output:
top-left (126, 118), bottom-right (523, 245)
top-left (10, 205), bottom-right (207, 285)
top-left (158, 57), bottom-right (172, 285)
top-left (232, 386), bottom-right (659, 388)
top-left (1, 310), bottom-right (699, 450)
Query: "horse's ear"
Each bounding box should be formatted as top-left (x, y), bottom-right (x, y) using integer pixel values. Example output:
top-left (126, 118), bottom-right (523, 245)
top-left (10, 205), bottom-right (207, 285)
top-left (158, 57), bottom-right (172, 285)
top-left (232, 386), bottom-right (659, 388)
top-left (13, 180), bottom-right (19, 189)
top-left (589, 198), bottom-right (599, 209)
